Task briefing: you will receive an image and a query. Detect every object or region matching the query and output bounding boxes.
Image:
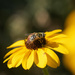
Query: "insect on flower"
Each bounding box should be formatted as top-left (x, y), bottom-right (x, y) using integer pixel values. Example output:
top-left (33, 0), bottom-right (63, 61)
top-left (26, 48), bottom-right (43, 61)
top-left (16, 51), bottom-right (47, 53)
top-left (25, 32), bottom-right (46, 49)
top-left (3, 29), bottom-right (69, 70)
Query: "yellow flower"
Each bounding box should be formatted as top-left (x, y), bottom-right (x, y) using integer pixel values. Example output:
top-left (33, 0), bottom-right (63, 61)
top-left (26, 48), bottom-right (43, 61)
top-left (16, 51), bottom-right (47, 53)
top-left (3, 29), bottom-right (68, 70)
top-left (62, 10), bottom-right (75, 75)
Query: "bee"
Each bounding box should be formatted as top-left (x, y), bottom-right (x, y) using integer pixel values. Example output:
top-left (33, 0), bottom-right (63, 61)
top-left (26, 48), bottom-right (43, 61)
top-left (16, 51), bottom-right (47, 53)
top-left (25, 32), bottom-right (46, 49)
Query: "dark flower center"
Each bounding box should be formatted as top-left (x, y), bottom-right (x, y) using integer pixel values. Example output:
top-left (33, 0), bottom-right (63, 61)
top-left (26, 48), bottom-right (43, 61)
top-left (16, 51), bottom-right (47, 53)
top-left (25, 33), bottom-right (46, 49)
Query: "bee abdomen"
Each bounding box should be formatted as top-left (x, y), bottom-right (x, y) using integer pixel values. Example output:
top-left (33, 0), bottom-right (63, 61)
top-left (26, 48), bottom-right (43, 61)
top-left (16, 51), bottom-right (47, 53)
top-left (25, 38), bottom-right (46, 50)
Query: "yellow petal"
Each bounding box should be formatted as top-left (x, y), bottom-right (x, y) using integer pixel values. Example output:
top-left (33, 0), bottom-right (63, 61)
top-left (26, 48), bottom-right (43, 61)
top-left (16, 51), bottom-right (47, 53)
top-left (4, 47), bottom-right (23, 59)
top-left (7, 40), bottom-right (25, 49)
top-left (52, 38), bottom-right (66, 44)
top-left (46, 40), bottom-right (59, 48)
top-left (3, 54), bottom-right (13, 63)
top-left (22, 50), bottom-right (34, 70)
top-left (45, 29), bottom-right (62, 38)
top-left (34, 50), bottom-right (38, 64)
top-left (3, 50), bottom-right (18, 63)
top-left (3, 47), bottom-right (26, 63)
top-left (26, 50), bottom-right (34, 69)
top-left (44, 48), bottom-right (60, 66)
top-left (46, 54), bottom-right (59, 68)
top-left (12, 54), bottom-right (25, 67)
top-left (11, 48), bottom-right (26, 68)
top-left (52, 44), bottom-right (69, 54)
top-left (34, 49), bottom-right (47, 68)
top-left (49, 34), bottom-right (67, 40)
top-left (7, 58), bottom-right (13, 68)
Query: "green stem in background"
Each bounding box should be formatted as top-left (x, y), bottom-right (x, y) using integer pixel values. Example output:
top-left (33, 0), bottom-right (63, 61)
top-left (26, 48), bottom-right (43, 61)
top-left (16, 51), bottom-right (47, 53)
top-left (42, 67), bottom-right (49, 75)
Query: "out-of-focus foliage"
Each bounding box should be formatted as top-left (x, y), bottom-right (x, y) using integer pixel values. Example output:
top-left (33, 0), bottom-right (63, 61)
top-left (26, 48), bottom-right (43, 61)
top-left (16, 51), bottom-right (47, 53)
top-left (3, 0), bottom-right (73, 40)
top-left (63, 10), bottom-right (75, 75)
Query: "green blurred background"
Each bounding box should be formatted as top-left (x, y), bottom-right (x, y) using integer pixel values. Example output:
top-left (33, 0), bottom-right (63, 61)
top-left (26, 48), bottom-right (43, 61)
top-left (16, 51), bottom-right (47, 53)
top-left (0, 0), bottom-right (74, 75)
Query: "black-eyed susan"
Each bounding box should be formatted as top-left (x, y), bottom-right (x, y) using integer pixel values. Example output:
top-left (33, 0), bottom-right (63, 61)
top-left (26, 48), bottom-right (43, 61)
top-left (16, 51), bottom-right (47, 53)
top-left (3, 29), bottom-right (68, 70)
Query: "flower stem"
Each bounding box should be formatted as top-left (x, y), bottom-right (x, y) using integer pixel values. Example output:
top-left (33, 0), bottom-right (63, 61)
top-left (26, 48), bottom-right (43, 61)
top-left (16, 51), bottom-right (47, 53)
top-left (42, 67), bottom-right (49, 75)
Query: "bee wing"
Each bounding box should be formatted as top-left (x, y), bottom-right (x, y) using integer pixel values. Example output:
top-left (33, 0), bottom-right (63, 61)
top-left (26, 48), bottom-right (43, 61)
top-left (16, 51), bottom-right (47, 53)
top-left (24, 33), bottom-right (31, 39)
